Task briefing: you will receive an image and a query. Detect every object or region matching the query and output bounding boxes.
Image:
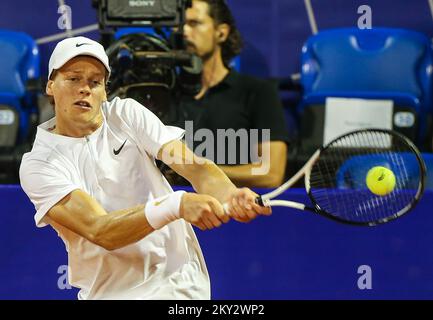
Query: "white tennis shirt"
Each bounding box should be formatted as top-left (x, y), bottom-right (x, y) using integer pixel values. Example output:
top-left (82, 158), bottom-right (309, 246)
top-left (19, 97), bottom-right (210, 300)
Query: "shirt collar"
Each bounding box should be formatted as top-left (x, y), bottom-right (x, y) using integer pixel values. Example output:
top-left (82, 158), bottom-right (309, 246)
top-left (217, 68), bottom-right (238, 88)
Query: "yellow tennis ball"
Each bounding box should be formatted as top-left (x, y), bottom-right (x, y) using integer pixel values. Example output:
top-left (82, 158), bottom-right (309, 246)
top-left (366, 166), bottom-right (396, 196)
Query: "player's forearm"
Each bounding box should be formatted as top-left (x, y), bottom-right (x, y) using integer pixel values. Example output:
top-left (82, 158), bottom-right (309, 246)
top-left (189, 159), bottom-right (238, 203)
top-left (92, 204), bottom-right (154, 251)
top-left (159, 140), bottom-right (237, 203)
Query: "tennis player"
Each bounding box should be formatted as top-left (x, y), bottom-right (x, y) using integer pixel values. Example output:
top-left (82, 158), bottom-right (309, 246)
top-left (19, 36), bottom-right (271, 300)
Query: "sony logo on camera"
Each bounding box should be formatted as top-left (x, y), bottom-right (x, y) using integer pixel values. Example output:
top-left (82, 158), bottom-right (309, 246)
top-left (99, 0), bottom-right (187, 28)
top-left (129, 0), bottom-right (156, 7)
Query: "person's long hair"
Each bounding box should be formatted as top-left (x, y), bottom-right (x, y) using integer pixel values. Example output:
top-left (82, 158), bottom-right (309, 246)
top-left (199, 0), bottom-right (243, 68)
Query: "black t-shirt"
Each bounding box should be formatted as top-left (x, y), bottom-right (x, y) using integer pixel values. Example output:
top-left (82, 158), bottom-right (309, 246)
top-left (172, 70), bottom-right (289, 165)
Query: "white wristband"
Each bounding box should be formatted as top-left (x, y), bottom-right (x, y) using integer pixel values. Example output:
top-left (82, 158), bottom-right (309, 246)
top-left (144, 191), bottom-right (186, 230)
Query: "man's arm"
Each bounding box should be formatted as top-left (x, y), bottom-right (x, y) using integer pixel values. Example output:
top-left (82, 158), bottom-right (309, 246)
top-left (158, 139), bottom-right (235, 202)
top-left (46, 189), bottom-right (153, 251)
top-left (219, 141), bottom-right (287, 188)
top-left (158, 140), bottom-right (272, 222)
top-left (46, 189), bottom-right (228, 251)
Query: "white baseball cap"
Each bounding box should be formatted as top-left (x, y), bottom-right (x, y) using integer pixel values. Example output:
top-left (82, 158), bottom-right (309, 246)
top-left (48, 36), bottom-right (111, 80)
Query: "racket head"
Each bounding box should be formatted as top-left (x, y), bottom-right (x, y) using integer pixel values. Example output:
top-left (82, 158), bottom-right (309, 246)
top-left (305, 129), bottom-right (426, 226)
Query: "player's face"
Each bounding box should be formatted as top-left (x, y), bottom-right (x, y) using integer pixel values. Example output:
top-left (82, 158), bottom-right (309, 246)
top-left (184, 1), bottom-right (220, 59)
top-left (46, 56), bottom-right (107, 128)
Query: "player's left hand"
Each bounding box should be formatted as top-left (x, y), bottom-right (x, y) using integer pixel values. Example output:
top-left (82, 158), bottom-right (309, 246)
top-left (225, 188), bottom-right (272, 223)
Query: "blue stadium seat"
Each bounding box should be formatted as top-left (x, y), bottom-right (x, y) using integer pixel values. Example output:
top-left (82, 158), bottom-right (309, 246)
top-left (0, 29), bottom-right (40, 147)
top-left (0, 29), bottom-right (40, 183)
top-left (299, 27), bottom-right (433, 150)
top-left (229, 55), bottom-right (240, 72)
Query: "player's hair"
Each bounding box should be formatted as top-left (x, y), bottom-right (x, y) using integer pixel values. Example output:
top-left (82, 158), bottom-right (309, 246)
top-left (197, 0), bottom-right (243, 68)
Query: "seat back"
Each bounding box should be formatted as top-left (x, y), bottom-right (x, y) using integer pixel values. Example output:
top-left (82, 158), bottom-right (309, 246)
top-left (0, 29), bottom-right (40, 147)
top-left (0, 30), bottom-right (40, 97)
top-left (302, 28), bottom-right (432, 99)
top-left (298, 27), bottom-right (433, 151)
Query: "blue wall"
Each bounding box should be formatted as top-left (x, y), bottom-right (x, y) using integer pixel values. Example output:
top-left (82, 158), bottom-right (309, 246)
top-left (0, 0), bottom-right (432, 79)
top-left (1, 185), bottom-right (433, 300)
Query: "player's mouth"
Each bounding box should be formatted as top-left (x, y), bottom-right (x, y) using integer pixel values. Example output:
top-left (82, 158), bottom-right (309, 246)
top-left (74, 100), bottom-right (92, 110)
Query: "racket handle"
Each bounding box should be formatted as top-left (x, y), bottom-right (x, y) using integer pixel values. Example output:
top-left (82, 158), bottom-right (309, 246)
top-left (255, 196), bottom-right (265, 207)
top-left (223, 196), bottom-right (265, 214)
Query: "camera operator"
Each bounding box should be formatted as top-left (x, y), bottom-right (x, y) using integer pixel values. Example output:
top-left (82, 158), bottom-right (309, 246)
top-left (173, 0), bottom-right (289, 188)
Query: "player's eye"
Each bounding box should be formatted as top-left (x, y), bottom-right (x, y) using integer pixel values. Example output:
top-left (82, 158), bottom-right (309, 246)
top-left (188, 20), bottom-right (199, 27)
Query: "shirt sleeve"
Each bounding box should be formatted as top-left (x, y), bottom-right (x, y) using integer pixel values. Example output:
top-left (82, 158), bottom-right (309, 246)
top-left (118, 98), bottom-right (185, 158)
top-left (19, 158), bottom-right (81, 228)
top-left (249, 79), bottom-right (290, 143)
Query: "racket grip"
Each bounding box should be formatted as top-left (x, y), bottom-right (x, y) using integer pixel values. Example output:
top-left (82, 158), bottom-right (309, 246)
top-left (223, 196), bottom-right (265, 214)
top-left (255, 196), bottom-right (265, 207)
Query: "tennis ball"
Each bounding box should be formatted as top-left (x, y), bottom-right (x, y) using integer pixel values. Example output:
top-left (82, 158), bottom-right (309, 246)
top-left (365, 166), bottom-right (396, 196)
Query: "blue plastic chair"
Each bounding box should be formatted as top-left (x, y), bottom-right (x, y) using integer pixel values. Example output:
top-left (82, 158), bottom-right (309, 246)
top-left (0, 29), bottom-right (40, 146)
top-left (299, 27), bottom-right (433, 149)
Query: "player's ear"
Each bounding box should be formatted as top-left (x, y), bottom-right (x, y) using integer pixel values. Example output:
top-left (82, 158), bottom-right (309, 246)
top-left (46, 70), bottom-right (58, 96)
top-left (46, 80), bottom-right (54, 96)
top-left (102, 88), bottom-right (108, 101)
top-left (103, 76), bottom-right (109, 101)
top-left (216, 23), bottom-right (230, 43)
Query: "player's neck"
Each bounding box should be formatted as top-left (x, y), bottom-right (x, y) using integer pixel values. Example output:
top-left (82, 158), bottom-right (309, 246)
top-left (52, 113), bottom-right (103, 138)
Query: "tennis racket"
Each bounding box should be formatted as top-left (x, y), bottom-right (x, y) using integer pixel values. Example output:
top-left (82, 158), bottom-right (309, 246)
top-left (231, 129), bottom-right (427, 226)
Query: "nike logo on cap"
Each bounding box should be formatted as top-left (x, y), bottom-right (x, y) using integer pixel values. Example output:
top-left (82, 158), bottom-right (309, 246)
top-left (76, 43), bottom-right (92, 47)
top-left (113, 140), bottom-right (127, 155)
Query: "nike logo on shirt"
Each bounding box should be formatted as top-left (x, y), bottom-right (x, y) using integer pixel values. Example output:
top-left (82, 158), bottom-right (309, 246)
top-left (154, 197), bottom-right (169, 206)
top-left (76, 43), bottom-right (92, 47)
top-left (113, 140), bottom-right (127, 155)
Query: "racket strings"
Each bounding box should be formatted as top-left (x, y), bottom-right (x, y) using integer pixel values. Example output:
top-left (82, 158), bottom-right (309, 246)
top-left (308, 130), bottom-right (423, 224)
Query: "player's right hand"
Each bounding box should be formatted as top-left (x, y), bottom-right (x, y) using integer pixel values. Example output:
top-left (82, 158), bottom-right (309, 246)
top-left (179, 193), bottom-right (230, 230)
